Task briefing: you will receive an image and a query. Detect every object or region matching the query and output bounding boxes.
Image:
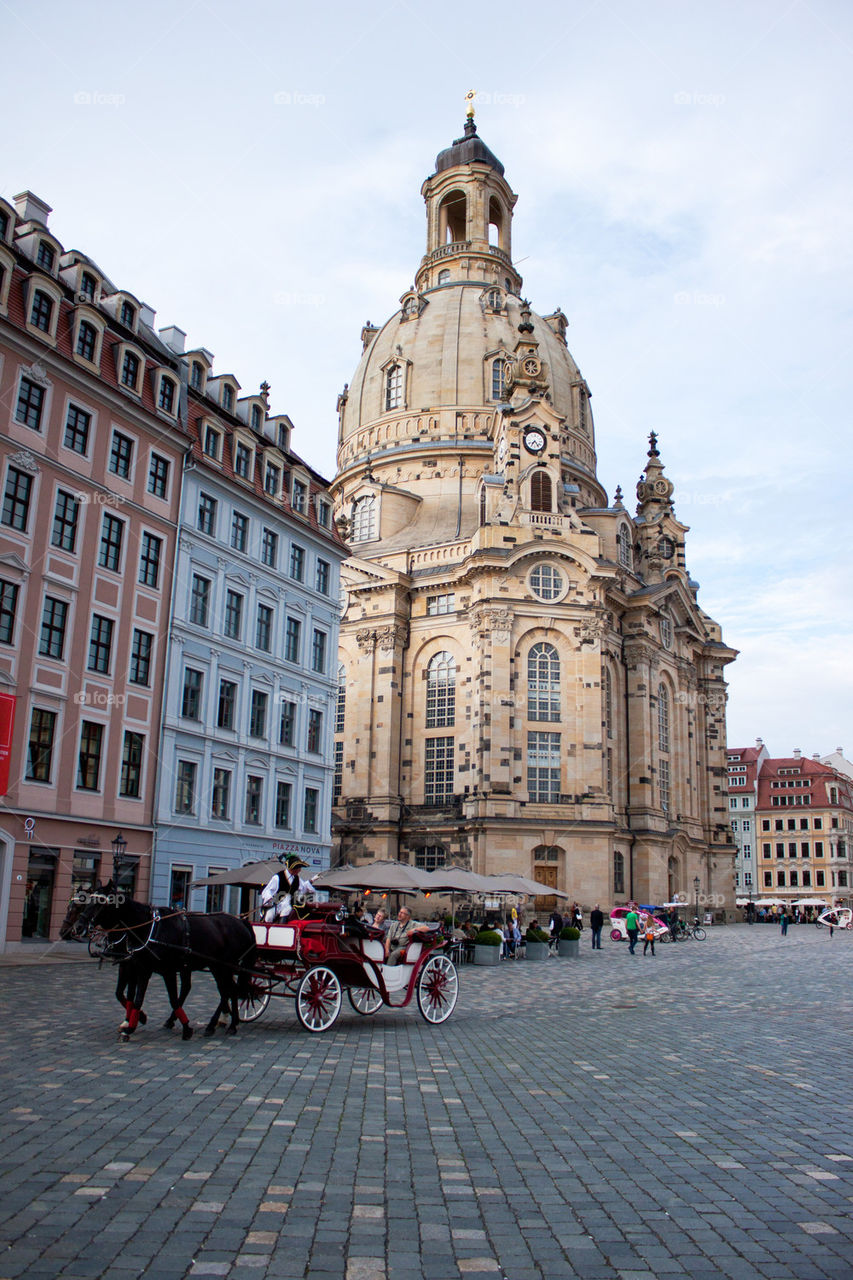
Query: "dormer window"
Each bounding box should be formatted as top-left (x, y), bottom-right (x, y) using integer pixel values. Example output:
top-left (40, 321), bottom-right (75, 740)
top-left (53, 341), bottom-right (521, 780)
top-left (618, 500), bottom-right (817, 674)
top-left (222, 384), bottom-right (234, 412)
top-left (37, 241), bottom-right (55, 272)
top-left (121, 349), bottom-right (141, 391)
top-left (0, 209), bottom-right (9, 241)
top-left (491, 357), bottom-right (506, 400)
top-left (264, 462), bottom-right (281, 497)
top-left (79, 271), bottom-right (97, 300)
top-left (30, 289), bottom-right (53, 332)
top-left (486, 288), bottom-right (502, 311)
top-left (158, 375), bottom-right (177, 416)
top-left (402, 295), bottom-right (419, 318)
top-left (352, 495), bottom-right (377, 542)
top-left (234, 441), bottom-right (253, 479)
top-left (277, 422), bottom-right (289, 452)
top-left (203, 424), bottom-right (222, 461)
top-left (76, 320), bottom-right (97, 361)
top-left (316, 499), bottom-right (330, 528)
top-left (120, 300), bottom-right (136, 329)
top-left (385, 363), bottom-right (402, 411)
top-left (292, 479), bottom-right (307, 514)
top-left (190, 360), bottom-right (204, 391)
top-left (251, 404), bottom-right (262, 431)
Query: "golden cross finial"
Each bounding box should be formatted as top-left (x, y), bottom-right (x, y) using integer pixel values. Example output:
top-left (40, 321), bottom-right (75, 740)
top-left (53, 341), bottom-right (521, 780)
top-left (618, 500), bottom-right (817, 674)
top-left (465, 89), bottom-right (477, 119)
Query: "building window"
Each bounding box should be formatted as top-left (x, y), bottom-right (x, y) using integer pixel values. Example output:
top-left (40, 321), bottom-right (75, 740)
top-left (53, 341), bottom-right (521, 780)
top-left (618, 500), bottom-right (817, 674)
top-left (261, 528), bottom-right (278, 567)
top-left (30, 289), bottom-right (53, 332)
top-left (316, 559), bottom-right (330, 595)
top-left (138, 532), bottom-right (162, 588)
top-left (528, 643), bottom-right (560, 722)
top-left (336, 665), bottom-right (346, 733)
top-left (427, 593), bottom-right (455, 615)
top-left (303, 787), bottom-right (319, 832)
top-left (491, 358), bottom-right (505, 400)
top-left (120, 300), bottom-right (136, 328)
top-left (618, 526), bottom-right (633, 570)
top-left (385, 363), bottom-right (403, 411)
top-left (658, 685), bottom-right (670, 754)
top-left (63, 404), bottom-right (90, 453)
top-left (352, 495), bottom-right (376, 542)
top-left (333, 741), bottom-right (343, 802)
top-left (75, 319), bottom-right (97, 362)
top-left (425, 737), bottom-right (455, 805)
top-left (0, 580), bottom-right (19, 644)
top-left (284, 617), bottom-right (301, 664)
top-left (529, 564), bottom-right (564, 601)
top-left (77, 721), bottom-right (104, 791)
top-left (311, 629), bottom-right (327, 674)
top-left (224, 590), bottom-right (243, 640)
top-left (279, 699), bottom-right (296, 747)
top-left (264, 462), bottom-right (280, 496)
top-left (222, 383), bottom-right (234, 412)
top-left (148, 454), bottom-right (170, 498)
top-left (129, 629), bottom-right (152, 685)
top-left (217, 679), bottom-right (237, 730)
top-left (181, 667), bottom-right (203, 719)
top-left (527, 731), bottom-right (561, 802)
top-left (660, 614), bottom-right (673, 650)
top-left (234, 442), bottom-right (252, 478)
top-left (231, 511), bottom-right (248, 552)
top-left (37, 241), bottom-right (55, 271)
top-left (189, 574), bottom-right (211, 627)
top-left (415, 845), bottom-right (447, 871)
top-left (530, 471), bottom-right (552, 513)
top-left (197, 493), bottom-right (217, 535)
top-left (613, 850), bottom-right (625, 895)
top-left (438, 269), bottom-right (450, 285)
top-left (158, 377), bottom-right (176, 415)
top-left (175, 761), bottom-right (197, 814)
top-left (317, 501), bottom-right (331, 528)
top-left (16, 377), bottom-right (45, 430)
top-left (249, 689), bottom-right (268, 738)
top-left (308, 708), bottom-right (323, 753)
top-left (39, 596), bottom-right (68, 659)
top-left (245, 776), bottom-right (263, 825)
top-left (426, 652), bottom-right (456, 728)
top-left (109, 431), bottom-right (134, 478)
top-left (659, 758), bottom-right (671, 814)
top-left (121, 350), bottom-right (140, 390)
top-left (2, 468), bottom-right (33, 532)
top-left (209, 768), bottom-right (231, 821)
top-left (26, 708), bottom-right (56, 782)
top-left (98, 513), bottom-right (124, 571)
top-left (292, 479), bottom-right (307, 513)
top-left (51, 490), bottom-right (79, 552)
top-left (604, 668), bottom-right (613, 739)
top-left (267, 778), bottom-right (291, 831)
top-left (189, 360), bottom-right (204, 391)
top-left (87, 615), bottom-right (114, 674)
top-left (256, 604), bottom-right (272, 652)
top-left (120, 732), bottom-right (144, 798)
top-left (203, 425), bottom-right (221, 459)
top-left (289, 544), bottom-right (305, 581)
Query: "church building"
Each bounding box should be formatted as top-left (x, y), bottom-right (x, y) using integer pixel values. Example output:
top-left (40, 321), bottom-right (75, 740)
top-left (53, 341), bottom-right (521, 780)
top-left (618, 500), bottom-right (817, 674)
top-left (330, 115), bottom-right (737, 913)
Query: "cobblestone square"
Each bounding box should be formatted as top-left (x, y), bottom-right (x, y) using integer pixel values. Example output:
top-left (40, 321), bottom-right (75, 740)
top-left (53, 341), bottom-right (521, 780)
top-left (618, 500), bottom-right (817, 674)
top-left (1, 924), bottom-right (851, 1279)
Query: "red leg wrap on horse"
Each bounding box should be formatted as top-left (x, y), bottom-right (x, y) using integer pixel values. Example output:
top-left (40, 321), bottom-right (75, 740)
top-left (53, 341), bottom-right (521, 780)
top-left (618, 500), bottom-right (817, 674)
top-left (127, 1008), bottom-right (140, 1031)
top-left (125, 1000), bottom-right (134, 1018)
top-left (176, 1008), bottom-right (189, 1026)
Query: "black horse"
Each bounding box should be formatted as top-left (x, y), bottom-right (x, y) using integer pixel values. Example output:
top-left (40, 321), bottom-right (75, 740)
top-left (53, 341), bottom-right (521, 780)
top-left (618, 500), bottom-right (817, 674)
top-left (60, 884), bottom-right (256, 1040)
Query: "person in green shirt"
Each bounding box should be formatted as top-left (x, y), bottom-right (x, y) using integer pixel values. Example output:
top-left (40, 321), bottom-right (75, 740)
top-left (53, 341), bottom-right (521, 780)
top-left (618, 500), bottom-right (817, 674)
top-left (625, 907), bottom-right (639, 954)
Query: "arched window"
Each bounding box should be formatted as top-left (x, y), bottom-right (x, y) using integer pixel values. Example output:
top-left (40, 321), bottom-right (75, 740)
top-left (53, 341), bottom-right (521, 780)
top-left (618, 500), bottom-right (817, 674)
top-left (658, 684), bottom-right (670, 754)
top-left (487, 288), bottom-right (502, 311)
top-left (530, 471), bottom-right (552, 513)
top-left (491, 357), bottom-right (505, 400)
top-left (384, 364), bottom-right (402, 411)
top-left (439, 190), bottom-right (467, 243)
top-left (604, 667), bottom-right (613, 739)
top-left (488, 196), bottom-right (504, 249)
top-left (613, 850), bottom-right (625, 895)
top-left (336, 663), bottom-right (346, 733)
top-left (437, 269), bottom-right (450, 285)
top-left (426, 652), bottom-right (456, 728)
top-left (528, 643), bottom-right (560, 721)
top-left (618, 525), bottom-right (633, 570)
top-left (352, 495), bottom-right (376, 542)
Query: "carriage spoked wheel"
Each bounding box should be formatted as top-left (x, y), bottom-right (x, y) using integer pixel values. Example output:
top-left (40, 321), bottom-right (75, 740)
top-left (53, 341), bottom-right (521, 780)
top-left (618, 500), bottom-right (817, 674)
top-left (347, 986), bottom-right (383, 1016)
top-left (416, 954), bottom-right (458, 1025)
top-left (239, 978), bottom-right (272, 1023)
top-left (295, 966), bottom-right (342, 1033)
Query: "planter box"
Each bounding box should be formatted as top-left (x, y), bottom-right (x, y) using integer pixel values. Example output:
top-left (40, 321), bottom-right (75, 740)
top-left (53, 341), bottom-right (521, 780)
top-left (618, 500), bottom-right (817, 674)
top-left (473, 944), bottom-right (501, 966)
top-left (524, 941), bottom-right (549, 962)
top-left (558, 939), bottom-right (579, 958)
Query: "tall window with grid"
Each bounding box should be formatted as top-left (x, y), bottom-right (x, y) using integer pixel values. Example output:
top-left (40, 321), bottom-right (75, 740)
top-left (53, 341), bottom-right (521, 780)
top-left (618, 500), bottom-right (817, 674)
top-left (426, 652), bottom-right (455, 728)
top-left (527, 731), bottom-right (561, 802)
top-left (528, 643), bottom-right (560, 721)
top-left (424, 737), bottom-right (454, 805)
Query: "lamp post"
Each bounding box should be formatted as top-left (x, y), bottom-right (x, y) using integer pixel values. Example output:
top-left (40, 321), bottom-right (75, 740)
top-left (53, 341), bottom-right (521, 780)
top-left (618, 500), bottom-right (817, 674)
top-left (111, 830), bottom-right (128, 882)
top-left (693, 875), bottom-right (700, 922)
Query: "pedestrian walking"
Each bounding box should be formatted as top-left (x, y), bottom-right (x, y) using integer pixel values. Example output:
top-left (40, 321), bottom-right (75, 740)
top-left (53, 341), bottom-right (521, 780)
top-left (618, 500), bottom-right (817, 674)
top-left (549, 907), bottom-right (564, 954)
top-left (625, 906), bottom-right (639, 954)
top-left (642, 917), bottom-right (656, 956)
top-left (590, 904), bottom-right (604, 949)
top-left (780, 908), bottom-right (789, 937)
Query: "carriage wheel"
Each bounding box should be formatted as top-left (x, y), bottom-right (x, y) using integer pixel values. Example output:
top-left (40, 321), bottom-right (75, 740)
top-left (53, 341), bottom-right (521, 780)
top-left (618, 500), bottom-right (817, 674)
top-left (347, 986), bottom-right (383, 1016)
top-left (609, 929), bottom-right (622, 942)
top-left (416, 954), bottom-right (458, 1025)
top-left (295, 966), bottom-right (342, 1033)
top-left (239, 978), bottom-right (272, 1023)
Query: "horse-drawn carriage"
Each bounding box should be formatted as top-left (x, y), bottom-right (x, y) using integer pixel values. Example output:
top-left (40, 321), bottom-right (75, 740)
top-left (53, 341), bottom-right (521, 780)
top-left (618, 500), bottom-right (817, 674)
top-left (61, 890), bottom-right (458, 1038)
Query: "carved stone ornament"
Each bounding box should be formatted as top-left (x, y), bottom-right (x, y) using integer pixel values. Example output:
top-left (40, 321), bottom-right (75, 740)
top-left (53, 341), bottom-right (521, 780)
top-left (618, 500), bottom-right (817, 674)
top-left (470, 606), bottom-right (513, 644)
top-left (623, 640), bottom-right (656, 668)
top-left (376, 624), bottom-right (408, 651)
top-left (8, 449), bottom-right (39, 475)
top-left (578, 617), bottom-right (607, 647)
top-left (356, 628), bottom-right (377, 652)
top-left (21, 361), bottom-right (50, 389)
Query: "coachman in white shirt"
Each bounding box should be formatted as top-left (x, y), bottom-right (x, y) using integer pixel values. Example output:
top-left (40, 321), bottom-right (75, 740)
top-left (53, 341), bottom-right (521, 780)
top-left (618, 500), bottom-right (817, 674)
top-left (260, 854), bottom-right (316, 922)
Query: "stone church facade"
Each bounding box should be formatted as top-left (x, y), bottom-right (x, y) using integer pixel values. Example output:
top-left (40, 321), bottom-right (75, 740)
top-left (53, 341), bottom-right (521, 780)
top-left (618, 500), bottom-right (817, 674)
top-left (330, 118), bottom-right (737, 912)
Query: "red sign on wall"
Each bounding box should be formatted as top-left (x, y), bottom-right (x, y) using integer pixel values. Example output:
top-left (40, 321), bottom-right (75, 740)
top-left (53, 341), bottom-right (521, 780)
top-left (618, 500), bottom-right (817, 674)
top-left (0, 693), bottom-right (16, 796)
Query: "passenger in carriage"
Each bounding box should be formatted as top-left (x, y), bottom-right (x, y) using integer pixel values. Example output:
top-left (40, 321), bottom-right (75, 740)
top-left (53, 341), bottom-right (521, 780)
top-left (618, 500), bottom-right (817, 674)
top-left (260, 854), bottom-right (316, 922)
top-left (371, 908), bottom-right (388, 934)
top-left (385, 906), bottom-right (423, 965)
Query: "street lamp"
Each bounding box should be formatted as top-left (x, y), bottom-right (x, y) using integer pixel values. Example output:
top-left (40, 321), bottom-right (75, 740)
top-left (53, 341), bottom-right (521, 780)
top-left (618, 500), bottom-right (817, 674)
top-left (111, 830), bottom-right (127, 881)
top-left (693, 875), bottom-right (700, 921)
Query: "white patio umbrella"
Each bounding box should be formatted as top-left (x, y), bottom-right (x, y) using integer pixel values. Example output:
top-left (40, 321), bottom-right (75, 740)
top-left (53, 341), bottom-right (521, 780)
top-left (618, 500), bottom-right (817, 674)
top-left (312, 860), bottom-right (433, 895)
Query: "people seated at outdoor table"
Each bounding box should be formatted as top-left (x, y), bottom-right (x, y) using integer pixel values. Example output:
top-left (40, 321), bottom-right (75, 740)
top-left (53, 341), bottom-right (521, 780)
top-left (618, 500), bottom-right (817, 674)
top-left (385, 906), bottom-right (423, 965)
top-left (504, 918), bottom-right (522, 958)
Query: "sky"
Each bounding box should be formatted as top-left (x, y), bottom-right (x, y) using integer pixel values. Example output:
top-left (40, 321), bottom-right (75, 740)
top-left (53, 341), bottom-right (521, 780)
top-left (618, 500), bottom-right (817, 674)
top-left (2, 0), bottom-right (851, 758)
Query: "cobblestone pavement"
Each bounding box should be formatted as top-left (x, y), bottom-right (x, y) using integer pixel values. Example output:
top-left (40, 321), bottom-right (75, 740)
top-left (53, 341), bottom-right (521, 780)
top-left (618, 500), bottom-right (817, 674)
top-left (1, 923), bottom-right (851, 1280)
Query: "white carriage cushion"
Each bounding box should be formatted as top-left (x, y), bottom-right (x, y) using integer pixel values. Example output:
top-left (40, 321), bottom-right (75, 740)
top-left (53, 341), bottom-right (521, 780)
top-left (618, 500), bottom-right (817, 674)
top-left (252, 924), bottom-right (295, 948)
top-left (404, 941), bottom-right (423, 962)
top-left (364, 963), bottom-right (414, 993)
top-left (362, 939), bottom-right (385, 962)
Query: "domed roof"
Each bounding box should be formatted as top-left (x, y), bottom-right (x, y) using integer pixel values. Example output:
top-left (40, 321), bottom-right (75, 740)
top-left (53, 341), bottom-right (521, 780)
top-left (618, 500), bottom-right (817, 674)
top-left (434, 120), bottom-right (505, 177)
top-left (341, 283), bottom-right (583, 447)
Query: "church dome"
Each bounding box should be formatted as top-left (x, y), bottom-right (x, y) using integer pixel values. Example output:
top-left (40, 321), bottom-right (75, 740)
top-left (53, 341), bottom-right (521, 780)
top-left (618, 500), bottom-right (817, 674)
top-left (434, 119), bottom-right (505, 176)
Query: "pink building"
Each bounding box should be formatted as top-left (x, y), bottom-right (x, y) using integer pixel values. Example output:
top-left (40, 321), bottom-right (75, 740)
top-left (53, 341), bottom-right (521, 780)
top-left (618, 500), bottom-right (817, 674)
top-left (0, 192), bottom-right (186, 949)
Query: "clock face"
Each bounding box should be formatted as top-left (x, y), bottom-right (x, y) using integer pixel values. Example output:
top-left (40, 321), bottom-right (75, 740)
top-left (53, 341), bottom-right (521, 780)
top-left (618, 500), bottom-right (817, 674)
top-left (524, 428), bottom-right (546, 454)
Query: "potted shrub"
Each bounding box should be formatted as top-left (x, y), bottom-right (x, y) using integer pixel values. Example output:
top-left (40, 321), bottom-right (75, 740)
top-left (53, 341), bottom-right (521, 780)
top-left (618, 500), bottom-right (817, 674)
top-left (524, 926), bottom-right (550, 962)
top-left (558, 925), bottom-right (581, 957)
top-left (472, 928), bottom-right (502, 966)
